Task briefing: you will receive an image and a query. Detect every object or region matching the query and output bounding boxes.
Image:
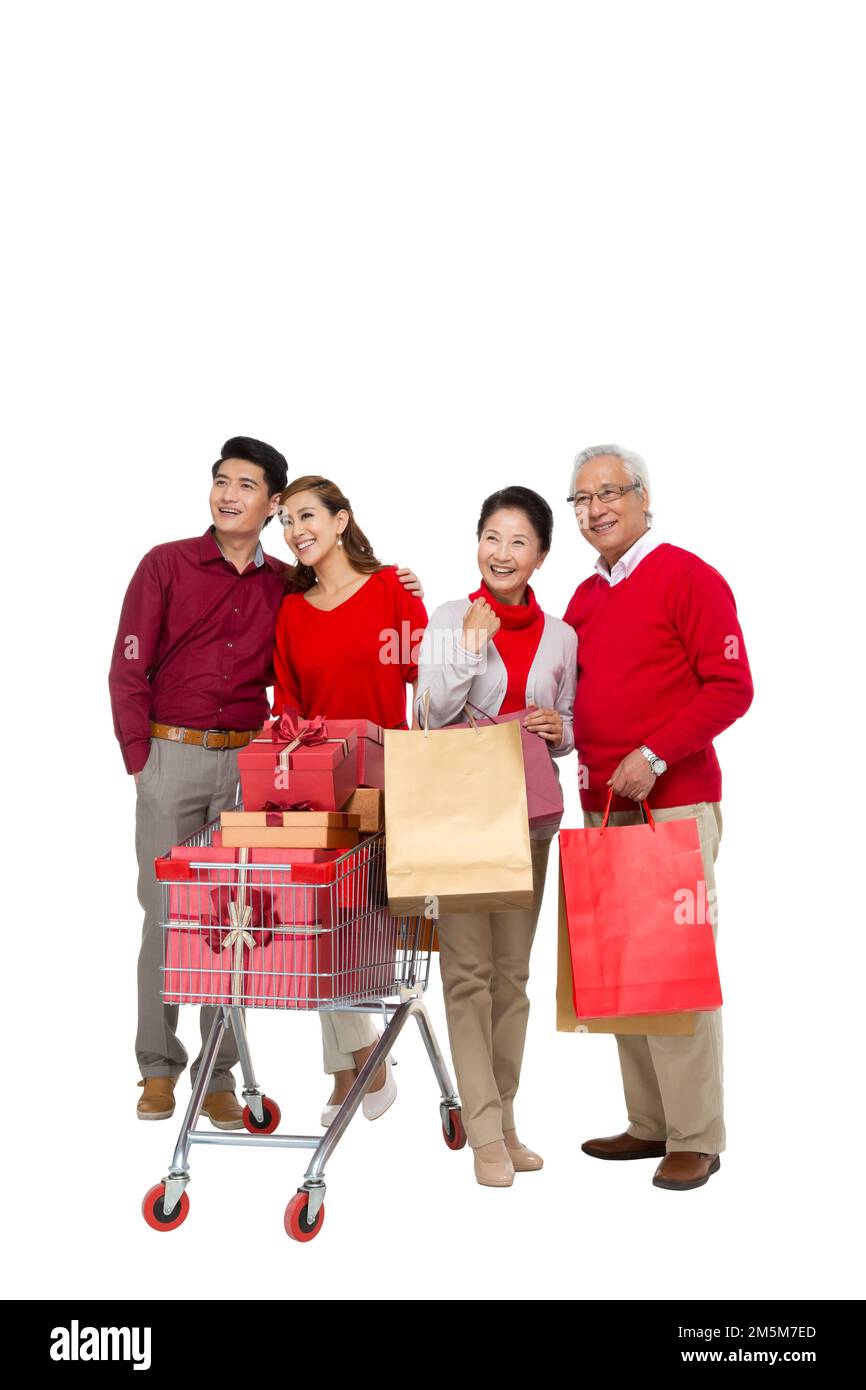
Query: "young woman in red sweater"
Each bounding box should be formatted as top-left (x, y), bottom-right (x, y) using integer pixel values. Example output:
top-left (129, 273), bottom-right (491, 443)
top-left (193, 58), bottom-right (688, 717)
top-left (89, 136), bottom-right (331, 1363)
top-left (273, 475), bottom-right (428, 1124)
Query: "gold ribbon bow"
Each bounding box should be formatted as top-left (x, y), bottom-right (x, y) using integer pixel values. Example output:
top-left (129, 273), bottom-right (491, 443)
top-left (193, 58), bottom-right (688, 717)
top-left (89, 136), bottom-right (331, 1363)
top-left (222, 898), bottom-right (254, 1007)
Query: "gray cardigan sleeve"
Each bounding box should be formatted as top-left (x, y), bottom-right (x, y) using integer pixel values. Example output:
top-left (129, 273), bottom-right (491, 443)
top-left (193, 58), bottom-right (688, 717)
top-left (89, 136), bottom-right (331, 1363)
top-left (414, 600), bottom-right (481, 729)
top-left (550, 625), bottom-right (578, 759)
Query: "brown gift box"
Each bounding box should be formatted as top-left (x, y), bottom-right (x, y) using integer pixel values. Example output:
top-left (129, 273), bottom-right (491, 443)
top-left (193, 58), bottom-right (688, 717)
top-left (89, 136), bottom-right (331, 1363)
top-left (556, 858), bottom-right (696, 1036)
top-left (221, 809), bottom-right (360, 829)
top-left (221, 826), bottom-right (360, 850)
top-left (341, 788), bottom-right (384, 834)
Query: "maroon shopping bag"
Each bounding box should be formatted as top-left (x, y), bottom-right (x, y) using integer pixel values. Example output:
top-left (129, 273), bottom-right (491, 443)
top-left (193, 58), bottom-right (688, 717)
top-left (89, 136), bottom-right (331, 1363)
top-left (464, 703), bottom-right (564, 834)
top-left (559, 791), bottom-right (722, 1018)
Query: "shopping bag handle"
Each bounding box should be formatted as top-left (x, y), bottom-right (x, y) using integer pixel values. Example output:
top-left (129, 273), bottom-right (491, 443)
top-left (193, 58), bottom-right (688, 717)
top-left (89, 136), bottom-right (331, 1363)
top-left (419, 689), bottom-right (479, 738)
top-left (600, 786), bottom-right (656, 833)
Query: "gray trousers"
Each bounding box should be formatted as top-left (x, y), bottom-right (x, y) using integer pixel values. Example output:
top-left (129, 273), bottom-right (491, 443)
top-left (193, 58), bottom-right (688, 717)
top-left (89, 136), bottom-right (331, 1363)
top-left (135, 737), bottom-right (242, 1092)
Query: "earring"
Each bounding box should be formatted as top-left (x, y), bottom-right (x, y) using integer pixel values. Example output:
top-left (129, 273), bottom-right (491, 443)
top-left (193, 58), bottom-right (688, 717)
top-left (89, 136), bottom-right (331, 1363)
top-left (337, 537), bottom-right (343, 548)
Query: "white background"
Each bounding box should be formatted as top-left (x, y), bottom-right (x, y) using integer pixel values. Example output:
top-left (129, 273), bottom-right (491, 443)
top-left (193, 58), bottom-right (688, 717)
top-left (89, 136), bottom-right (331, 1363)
top-left (3, 1), bottom-right (863, 1301)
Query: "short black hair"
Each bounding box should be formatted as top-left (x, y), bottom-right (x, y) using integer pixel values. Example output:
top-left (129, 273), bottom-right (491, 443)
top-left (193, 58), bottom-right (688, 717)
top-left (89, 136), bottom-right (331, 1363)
top-left (212, 437), bottom-right (288, 526)
top-left (477, 485), bottom-right (553, 553)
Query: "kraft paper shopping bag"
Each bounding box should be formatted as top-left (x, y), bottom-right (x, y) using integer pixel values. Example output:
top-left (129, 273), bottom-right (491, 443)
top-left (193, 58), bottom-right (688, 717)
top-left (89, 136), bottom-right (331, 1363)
top-left (384, 715), bottom-right (533, 915)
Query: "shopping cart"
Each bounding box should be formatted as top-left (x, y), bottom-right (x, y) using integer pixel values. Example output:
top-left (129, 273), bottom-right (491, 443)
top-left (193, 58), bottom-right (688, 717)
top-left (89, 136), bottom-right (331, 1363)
top-left (141, 822), bottom-right (465, 1242)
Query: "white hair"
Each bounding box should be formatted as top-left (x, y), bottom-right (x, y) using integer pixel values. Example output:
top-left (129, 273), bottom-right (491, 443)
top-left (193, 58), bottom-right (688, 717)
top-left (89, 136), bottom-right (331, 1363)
top-left (570, 443), bottom-right (653, 523)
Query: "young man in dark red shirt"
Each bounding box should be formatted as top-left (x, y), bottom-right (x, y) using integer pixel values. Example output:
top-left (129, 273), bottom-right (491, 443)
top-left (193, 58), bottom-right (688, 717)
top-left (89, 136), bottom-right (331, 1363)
top-left (110, 437), bottom-right (291, 1127)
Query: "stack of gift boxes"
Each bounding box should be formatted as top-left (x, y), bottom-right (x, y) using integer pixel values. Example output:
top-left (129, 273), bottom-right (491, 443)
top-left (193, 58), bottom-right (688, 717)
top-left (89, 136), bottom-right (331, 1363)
top-left (160, 716), bottom-right (392, 1010)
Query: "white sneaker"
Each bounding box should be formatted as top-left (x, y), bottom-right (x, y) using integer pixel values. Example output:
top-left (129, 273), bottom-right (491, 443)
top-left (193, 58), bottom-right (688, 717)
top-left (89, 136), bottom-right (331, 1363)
top-left (362, 1057), bottom-right (396, 1121)
top-left (320, 1102), bottom-right (341, 1127)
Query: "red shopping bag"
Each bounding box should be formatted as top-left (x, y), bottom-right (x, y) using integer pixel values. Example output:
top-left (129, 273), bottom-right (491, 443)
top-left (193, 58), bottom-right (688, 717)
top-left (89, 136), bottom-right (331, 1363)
top-left (559, 792), bottom-right (722, 1018)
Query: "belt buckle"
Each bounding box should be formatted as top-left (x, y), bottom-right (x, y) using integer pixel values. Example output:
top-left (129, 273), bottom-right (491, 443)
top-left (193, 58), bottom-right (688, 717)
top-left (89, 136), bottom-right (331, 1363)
top-left (202, 729), bottom-right (225, 750)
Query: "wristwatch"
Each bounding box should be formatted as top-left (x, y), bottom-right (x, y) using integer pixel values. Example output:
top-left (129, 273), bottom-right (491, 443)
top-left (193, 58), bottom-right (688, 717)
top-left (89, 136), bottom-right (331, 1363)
top-left (639, 745), bottom-right (667, 776)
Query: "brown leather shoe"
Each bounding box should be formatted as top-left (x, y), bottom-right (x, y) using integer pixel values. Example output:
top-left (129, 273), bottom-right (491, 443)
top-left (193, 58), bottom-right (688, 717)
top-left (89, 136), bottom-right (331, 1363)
top-left (137, 1076), bottom-right (177, 1121)
top-left (653, 1151), bottom-right (721, 1190)
top-left (581, 1130), bottom-right (667, 1160)
top-left (201, 1091), bottom-right (244, 1131)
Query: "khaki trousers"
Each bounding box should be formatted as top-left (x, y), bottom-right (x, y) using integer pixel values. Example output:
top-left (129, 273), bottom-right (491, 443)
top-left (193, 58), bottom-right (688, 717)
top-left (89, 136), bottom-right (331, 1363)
top-left (437, 836), bottom-right (552, 1148)
top-left (135, 737), bottom-right (242, 1092)
top-left (583, 801), bottom-right (725, 1154)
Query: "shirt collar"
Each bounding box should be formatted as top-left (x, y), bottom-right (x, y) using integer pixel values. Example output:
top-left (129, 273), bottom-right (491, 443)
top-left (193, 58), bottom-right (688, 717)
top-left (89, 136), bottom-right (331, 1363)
top-left (595, 529), bottom-right (661, 586)
top-left (200, 526), bottom-right (266, 571)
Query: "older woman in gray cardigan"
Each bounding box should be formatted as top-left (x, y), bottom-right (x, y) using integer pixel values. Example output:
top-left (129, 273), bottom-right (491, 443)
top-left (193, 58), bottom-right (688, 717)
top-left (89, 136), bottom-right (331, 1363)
top-left (415, 486), bottom-right (576, 1189)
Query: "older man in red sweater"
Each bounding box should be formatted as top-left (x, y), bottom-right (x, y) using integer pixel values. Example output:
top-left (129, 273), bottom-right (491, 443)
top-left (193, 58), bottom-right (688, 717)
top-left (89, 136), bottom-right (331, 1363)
top-left (563, 444), bottom-right (753, 1191)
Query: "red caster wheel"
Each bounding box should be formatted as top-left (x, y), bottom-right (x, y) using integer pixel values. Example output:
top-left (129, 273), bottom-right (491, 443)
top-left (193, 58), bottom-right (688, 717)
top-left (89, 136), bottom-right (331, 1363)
top-left (243, 1096), bottom-right (281, 1134)
top-left (142, 1182), bottom-right (189, 1232)
top-left (442, 1108), bottom-right (467, 1150)
top-left (284, 1190), bottom-right (325, 1243)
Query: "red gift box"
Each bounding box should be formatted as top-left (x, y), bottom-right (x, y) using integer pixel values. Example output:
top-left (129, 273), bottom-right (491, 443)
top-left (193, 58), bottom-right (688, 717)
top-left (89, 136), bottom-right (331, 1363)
top-left (161, 844), bottom-right (338, 930)
top-left (238, 715), bottom-right (359, 811)
top-left (244, 909), bottom-right (398, 1010)
top-left (163, 927), bottom-right (234, 1006)
top-left (322, 718), bottom-right (385, 790)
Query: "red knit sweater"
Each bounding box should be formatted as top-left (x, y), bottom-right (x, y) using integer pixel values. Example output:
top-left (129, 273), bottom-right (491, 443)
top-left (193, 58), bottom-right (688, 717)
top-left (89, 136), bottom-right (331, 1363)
top-left (562, 544), bottom-right (753, 810)
top-left (272, 567), bottom-right (428, 729)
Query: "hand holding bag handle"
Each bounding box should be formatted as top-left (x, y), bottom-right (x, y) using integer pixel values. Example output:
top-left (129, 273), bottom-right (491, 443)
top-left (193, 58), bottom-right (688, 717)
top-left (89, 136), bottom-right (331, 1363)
top-left (599, 785), bottom-right (656, 835)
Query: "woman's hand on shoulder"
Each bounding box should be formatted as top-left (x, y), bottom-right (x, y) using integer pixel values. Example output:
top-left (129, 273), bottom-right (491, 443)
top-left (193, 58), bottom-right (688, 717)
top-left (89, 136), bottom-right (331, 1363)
top-left (461, 597), bottom-right (500, 654)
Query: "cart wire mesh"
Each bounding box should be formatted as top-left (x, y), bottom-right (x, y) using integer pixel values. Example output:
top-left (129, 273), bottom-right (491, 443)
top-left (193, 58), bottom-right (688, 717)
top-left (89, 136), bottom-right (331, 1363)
top-left (156, 824), bottom-right (433, 1011)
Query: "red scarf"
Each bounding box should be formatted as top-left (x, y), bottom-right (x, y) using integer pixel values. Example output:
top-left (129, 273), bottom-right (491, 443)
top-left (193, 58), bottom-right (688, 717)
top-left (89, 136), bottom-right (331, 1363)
top-left (468, 582), bottom-right (544, 714)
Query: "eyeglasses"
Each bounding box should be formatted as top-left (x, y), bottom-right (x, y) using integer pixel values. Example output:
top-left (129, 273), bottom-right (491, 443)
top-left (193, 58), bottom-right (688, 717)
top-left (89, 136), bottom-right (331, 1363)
top-left (567, 483), bottom-right (642, 509)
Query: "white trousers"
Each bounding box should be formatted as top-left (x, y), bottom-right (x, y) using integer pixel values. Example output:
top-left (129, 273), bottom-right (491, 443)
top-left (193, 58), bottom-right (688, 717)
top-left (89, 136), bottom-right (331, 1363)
top-left (320, 1012), bottom-right (379, 1073)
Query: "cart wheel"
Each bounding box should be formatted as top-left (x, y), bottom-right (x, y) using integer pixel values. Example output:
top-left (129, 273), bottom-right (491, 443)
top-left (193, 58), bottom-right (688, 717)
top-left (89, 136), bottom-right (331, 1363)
top-left (284, 1189), bottom-right (325, 1243)
top-left (142, 1183), bottom-right (189, 1232)
top-left (442, 1108), bottom-right (467, 1150)
top-left (243, 1096), bottom-right (281, 1134)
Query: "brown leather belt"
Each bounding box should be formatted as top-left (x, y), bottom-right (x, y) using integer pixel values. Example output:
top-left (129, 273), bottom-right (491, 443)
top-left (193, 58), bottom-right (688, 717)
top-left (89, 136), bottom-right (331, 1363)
top-left (149, 721), bottom-right (262, 751)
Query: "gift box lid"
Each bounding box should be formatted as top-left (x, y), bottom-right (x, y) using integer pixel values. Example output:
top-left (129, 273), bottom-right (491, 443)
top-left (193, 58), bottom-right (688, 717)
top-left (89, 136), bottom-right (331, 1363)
top-left (321, 718), bottom-right (384, 745)
top-left (156, 844), bottom-right (338, 881)
top-left (239, 720), bottom-right (358, 770)
top-left (221, 809), bottom-right (360, 829)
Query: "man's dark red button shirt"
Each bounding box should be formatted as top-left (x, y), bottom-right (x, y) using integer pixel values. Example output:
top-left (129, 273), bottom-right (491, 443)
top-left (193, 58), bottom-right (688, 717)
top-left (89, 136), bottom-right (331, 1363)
top-left (109, 528), bottom-right (289, 774)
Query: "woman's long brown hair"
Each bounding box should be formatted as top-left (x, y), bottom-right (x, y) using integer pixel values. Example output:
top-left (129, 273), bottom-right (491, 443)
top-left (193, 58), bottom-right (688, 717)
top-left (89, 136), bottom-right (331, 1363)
top-left (278, 475), bottom-right (383, 592)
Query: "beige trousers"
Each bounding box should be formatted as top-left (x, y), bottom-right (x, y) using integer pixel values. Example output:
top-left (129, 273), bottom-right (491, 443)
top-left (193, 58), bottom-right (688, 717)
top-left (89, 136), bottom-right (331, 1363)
top-left (437, 837), bottom-right (553, 1148)
top-left (583, 801), bottom-right (725, 1154)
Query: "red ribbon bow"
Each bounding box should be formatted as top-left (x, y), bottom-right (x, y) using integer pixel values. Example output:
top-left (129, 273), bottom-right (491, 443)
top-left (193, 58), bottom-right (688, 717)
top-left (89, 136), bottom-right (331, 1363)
top-left (271, 712), bottom-right (328, 747)
top-left (263, 800), bottom-right (314, 824)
